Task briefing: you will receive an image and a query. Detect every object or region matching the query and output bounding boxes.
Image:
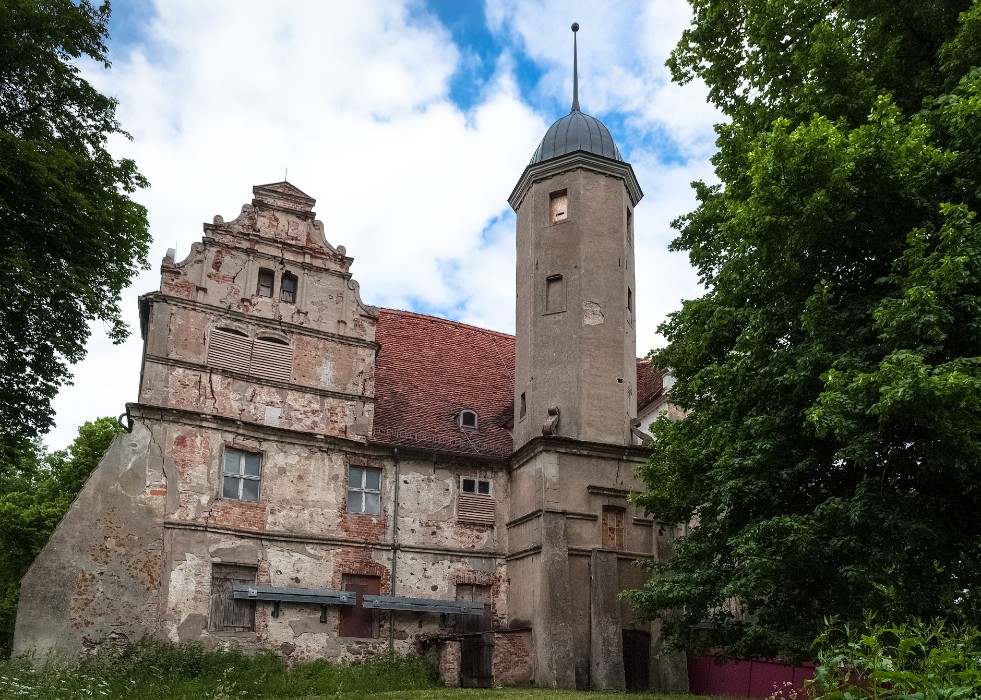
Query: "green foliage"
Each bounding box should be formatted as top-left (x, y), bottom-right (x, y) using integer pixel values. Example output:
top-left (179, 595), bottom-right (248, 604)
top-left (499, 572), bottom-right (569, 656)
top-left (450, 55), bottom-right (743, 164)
top-left (809, 616), bottom-right (981, 699)
top-left (630, 0), bottom-right (981, 658)
top-left (0, 418), bottom-right (122, 657)
top-left (0, 0), bottom-right (150, 462)
top-left (0, 640), bottom-right (439, 699)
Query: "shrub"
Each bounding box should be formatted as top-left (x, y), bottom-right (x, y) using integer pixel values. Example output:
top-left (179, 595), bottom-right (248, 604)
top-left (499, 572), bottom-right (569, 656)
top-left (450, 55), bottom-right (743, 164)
top-left (809, 614), bottom-right (981, 699)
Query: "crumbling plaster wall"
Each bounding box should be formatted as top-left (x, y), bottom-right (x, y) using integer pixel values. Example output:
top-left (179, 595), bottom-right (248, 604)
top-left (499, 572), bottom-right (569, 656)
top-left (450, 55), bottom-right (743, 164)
top-left (13, 422), bottom-right (167, 659)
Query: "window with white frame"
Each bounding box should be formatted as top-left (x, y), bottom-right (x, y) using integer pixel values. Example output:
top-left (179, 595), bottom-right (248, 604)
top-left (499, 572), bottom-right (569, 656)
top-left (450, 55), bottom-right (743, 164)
top-left (347, 466), bottom-right (381, 514)
top-left (222, 448), bottom-right (262, 502)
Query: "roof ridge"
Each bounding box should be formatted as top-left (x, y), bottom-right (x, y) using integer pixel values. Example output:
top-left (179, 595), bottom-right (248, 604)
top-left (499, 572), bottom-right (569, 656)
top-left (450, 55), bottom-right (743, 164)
top-left (378, 307), bottom-right (515, 340)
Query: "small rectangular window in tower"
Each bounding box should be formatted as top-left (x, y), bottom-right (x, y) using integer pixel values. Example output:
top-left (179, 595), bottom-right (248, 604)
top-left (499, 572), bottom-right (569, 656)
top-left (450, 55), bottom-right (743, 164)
top-left (545, 274), bottom-right (565, 313)
top-left (519, 392), bottom-right (526, 419)
top-left (222, 448), bottom-right (261, 502)
top-left (257, 268), bottom-right (274, 297)
top-left (550, 190), bottom-right (568, 223)
top-left (602, 506), bottom-right (625, 550)
top-left (627, 287), bottom-right (633, 313)
top-left (280, 272), bottom-right (298, 303)
top-left (626, 208), bottom-right (633, 245)
top-left (347, 466), bottom-right (381, 514)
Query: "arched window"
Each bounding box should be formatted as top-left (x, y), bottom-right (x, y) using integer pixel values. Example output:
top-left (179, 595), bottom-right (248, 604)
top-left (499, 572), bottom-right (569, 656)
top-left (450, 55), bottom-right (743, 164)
top-left (280, 272), bottom-right (298, 303)
top-left (457, 409), bottom-right (478, 430)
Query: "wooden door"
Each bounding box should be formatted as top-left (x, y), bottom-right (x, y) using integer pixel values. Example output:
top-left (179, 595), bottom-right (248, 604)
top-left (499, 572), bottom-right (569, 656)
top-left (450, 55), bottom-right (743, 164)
top-left (339, 574), bottom-right (380, 638)
top-left (460, 634), bottom-right (494, 688)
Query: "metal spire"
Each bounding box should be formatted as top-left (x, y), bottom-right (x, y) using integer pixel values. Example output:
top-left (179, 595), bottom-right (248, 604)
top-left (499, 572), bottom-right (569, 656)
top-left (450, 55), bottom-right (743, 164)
top-left (571, 22), bottom-right (580, 112)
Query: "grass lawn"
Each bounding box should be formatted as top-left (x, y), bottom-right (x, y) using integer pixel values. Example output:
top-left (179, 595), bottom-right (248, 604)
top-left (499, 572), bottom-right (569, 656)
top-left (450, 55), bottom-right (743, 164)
top-left (0, 643), bottom-right (719, 700)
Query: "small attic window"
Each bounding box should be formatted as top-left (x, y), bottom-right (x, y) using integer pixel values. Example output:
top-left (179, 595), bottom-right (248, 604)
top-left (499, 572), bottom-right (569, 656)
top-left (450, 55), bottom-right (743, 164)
top-left (280, 272), bottom-right (298, 303)
top-left (457, 410), bottom-right (478, 430)
top-left (257, 268), bottom-right (274, 297)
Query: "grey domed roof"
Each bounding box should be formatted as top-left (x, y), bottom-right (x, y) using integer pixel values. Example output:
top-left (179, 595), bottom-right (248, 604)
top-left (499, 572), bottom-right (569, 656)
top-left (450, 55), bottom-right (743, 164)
top-left (530, 109), bottom-right (622, 164)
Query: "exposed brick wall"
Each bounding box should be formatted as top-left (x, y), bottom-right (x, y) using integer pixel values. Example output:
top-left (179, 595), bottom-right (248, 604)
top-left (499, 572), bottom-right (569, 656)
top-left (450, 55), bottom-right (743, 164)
top-left (208, 499), bottom-right (266, 530)
top-left (331, 548), bottom-right (391, 592)
top-left (439, 640), bottom-right (461, 687)
top-left (493, 630), bottom-right (534, 686)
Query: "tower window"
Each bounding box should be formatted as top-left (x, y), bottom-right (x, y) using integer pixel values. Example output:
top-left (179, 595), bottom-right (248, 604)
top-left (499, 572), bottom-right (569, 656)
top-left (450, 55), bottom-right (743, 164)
top-left (627, 287), bottom-right (633, 313)
top-left (545, 274), bottom-right (565, 313)
top-left (280, 272), bottom-right (298, 303)
top-left (458, 410), bottom-right (478, 430)
top-left (602, 506), bottom-right (625, 550)
top-left (257, 268), bottom-right (274, 297)
top-left (550, 190), bottom-right (568, 223)
top-left (519, 392), bottom-right (527, 419)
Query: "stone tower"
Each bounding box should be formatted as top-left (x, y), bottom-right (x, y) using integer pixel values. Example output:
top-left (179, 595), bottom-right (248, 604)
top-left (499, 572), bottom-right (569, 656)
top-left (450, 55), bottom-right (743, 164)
top-left (504, 25), bottom-right (654, 691)
top-left (510, 26), bottom-right (643, 450)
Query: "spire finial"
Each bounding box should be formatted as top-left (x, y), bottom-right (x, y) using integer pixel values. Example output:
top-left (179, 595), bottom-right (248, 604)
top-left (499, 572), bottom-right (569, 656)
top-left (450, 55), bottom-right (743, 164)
top-left (571, 22), bottom-right (580, 112)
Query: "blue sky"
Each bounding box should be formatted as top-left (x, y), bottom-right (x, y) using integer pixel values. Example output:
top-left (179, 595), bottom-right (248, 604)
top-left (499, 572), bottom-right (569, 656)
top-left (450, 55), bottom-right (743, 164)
top-left (49, 0), bottom-right (719, 449)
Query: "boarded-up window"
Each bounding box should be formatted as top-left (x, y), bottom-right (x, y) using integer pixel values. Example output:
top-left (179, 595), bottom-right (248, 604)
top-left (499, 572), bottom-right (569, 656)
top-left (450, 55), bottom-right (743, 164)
top-left (545, 274), bottom-right (564, 313)
top-left (339, 574), bottom-right (380, 638)
top-left (602, 507), bottom-right (625, 550)
top-left (455, 583), bottom-right (492, 634)
top-left (458, 477), bottom-right (495, 525)
top-left (208, 328), bottom-right (251, 373)
top-left (209, 563), bottom-right (257, 631)
top-left (550, 190), bottom-right (568, 223)
top-left (207, 329), bottom-right (294, 383)
top-left (252, 336), bottom-right (293, 382)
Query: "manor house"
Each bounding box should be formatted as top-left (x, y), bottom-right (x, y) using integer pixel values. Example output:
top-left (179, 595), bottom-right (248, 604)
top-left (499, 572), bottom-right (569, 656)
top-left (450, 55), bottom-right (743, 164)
top-left (14, 49), bottom-right (687, 691)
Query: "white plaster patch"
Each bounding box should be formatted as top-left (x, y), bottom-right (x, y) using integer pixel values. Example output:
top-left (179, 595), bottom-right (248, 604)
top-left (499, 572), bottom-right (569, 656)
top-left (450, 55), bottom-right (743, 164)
top-left (264, 406), bottom-right (282, 427)
top-left (318, 359), bottom-right (334, 387)
top-left (582, 301), bottom-right (604, 325)
top-left (167, 554), bottom-right (202, 641)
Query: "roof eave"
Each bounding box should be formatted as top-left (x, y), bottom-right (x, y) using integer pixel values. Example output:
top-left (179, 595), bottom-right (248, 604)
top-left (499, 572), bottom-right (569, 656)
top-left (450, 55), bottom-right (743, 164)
top-left (508, 150), bottom-right (643, 212)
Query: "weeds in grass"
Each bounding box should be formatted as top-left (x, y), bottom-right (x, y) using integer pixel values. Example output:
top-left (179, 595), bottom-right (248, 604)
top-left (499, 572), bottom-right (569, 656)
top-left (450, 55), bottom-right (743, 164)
top-left (0, 639), bottom-right (438, 700)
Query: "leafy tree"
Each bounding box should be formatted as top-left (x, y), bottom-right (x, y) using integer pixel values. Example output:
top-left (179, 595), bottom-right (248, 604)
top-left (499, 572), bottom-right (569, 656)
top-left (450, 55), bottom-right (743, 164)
top-left (0, 417), bottom-right (123, 656)
top-left (630, 0), bottom-right (981, 659)
top-left (0, 0), bottom-right (149, 462)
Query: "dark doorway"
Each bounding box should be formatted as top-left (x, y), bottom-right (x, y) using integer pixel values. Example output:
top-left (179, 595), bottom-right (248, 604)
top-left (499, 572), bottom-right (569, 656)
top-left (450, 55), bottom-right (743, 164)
top-left (460, 633), bottom-right (494, 688)
top-left (622, 629), bottom-right (651, 691)
top-left (339, 574), bottom-right (380, 638)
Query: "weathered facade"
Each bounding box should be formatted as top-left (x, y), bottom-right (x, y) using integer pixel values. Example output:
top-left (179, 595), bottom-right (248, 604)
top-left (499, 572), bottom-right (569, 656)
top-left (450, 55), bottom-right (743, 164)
top-left (14, 70), bottom-right (688, 691)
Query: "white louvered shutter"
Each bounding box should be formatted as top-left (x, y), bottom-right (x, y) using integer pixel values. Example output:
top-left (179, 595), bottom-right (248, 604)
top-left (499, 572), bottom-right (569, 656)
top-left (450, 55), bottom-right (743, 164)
top-left (208, 329), bottom-right (252, 373)
top-left (251, 338), bottom-right (293, 383)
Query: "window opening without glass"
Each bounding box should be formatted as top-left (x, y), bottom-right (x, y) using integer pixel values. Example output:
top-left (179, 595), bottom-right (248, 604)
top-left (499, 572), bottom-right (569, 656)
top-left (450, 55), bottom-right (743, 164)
top-left (602, 506), bottom-right (625, 550)
top-left (347, 466), bottom-right (381, 514)
top-left (223, 448), bottom-right (261, 502)
top-left (257, 268), bottom-right (274, 298)
top-left (280, 272), bottom-right (298, 303)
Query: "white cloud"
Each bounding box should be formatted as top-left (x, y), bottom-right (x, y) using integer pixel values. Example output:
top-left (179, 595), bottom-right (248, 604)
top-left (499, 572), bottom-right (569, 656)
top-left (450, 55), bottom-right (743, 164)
top-left (47, 0), bottom-right (718, 449)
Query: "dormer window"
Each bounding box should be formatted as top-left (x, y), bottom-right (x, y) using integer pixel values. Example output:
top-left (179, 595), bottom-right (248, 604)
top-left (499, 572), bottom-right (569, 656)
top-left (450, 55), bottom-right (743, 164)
top-left (280, 272), bottom-right (297, 303)
top-left (257, 268), bottom-right (274, 297)
top-left (457, 410), bottom-right (478, 430)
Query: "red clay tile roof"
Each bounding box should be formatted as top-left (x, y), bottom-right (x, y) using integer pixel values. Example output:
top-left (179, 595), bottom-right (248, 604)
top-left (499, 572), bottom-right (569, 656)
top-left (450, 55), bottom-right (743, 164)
top-left (373, 309), bottom-right (516, 457)
top-left (371, 308), bottom-right (664, 457)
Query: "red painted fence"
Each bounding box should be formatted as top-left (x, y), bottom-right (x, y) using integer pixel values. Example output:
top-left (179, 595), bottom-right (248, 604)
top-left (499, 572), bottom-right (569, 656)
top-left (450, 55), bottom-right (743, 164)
top-left (688, 654), bottom-right (814, 698)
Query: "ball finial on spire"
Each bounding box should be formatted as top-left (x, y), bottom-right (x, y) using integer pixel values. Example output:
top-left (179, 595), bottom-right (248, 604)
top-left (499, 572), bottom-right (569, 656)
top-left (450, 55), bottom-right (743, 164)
top-left (571, 22), bottom-right (579, 32)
